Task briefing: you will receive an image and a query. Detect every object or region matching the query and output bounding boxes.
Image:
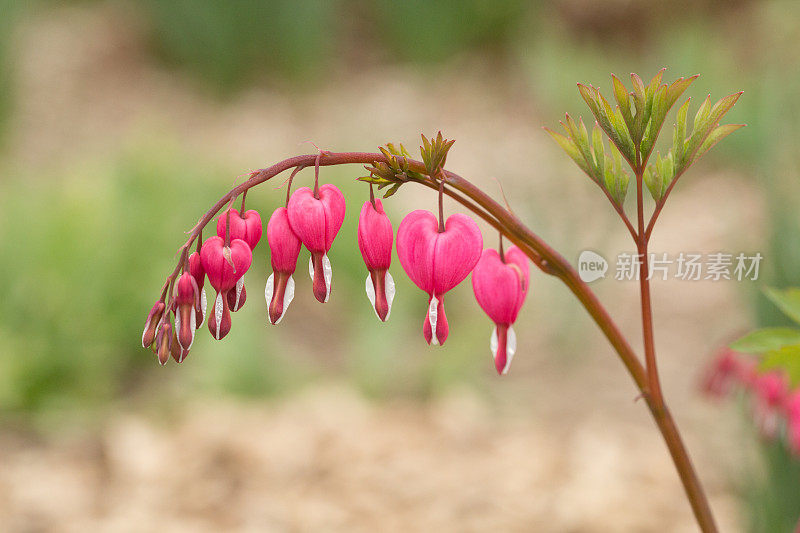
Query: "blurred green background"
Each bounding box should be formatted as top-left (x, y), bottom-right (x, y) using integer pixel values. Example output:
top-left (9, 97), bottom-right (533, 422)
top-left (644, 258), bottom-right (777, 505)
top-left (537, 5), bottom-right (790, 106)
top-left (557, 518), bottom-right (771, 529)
top-left (1, 0), bottom-right (798, 530)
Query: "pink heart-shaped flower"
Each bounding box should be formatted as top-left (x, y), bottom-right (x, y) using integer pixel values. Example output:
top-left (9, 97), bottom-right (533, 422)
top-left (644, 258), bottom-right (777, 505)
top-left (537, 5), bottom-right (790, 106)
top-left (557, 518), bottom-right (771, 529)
top-left (200, 236), bottom-right (252, 293)
top-left (471, 245), bottom-right (530, 375)
top-left (265, 207), bottom-right (302, 324)
top-left (287, 184), bottom-right (346, 303)
top-left (358, 199), bottom-right (395, 322)
top-left (397, 210), bottom-right (482, 345)
top-left (216, 208), bottom-right (263, 250)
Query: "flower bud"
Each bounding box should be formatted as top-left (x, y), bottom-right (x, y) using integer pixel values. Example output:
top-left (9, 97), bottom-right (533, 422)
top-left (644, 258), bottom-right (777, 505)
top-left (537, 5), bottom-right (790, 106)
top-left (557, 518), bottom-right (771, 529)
top-left (174, 272), bottom-right (198, 360)
top-left (154, 320), bottom-right (173, 366)
top-left (265, 207), bottom-right (301, 324)
top-left (357, 199), bottom-right (395, 321)
top-left (397, 210), bottom-right (482, 345)
top-left (287, 185), bottom-right (345, 303)
top-left (142, 300), bottom-right (166, 348)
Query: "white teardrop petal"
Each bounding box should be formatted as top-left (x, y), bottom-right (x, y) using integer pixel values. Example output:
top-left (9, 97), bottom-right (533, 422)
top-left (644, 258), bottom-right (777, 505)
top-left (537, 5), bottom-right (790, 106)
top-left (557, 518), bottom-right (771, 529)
top-left (385, 271), bottom-right (396, 320)
top-left (308, 256), bottom-right (314, 281)
top-left (365, 273), bottom-right (376, 314)
top-left (429, 295), bottom-right (439, 346)
top-left (490, 326), bottom-right (498, 355)
top-left (490, 326), bottom-right (517, 375)
top-left (214, 292), bottom-right (224, 340)
top-left (234, 277), bottom-right (245, 310)
top-left (265, 273), bottom-right (276, 323)
top-left (278, 276), bottom-right (295, 324)
top-left (174, 312), bottom-right (181, 343)
top-left (322, 253), bottom-right (332, 303)
top-left (186, 308), bottom-right (196, 352)
top-left (199, 288), bottom-right (207, 327)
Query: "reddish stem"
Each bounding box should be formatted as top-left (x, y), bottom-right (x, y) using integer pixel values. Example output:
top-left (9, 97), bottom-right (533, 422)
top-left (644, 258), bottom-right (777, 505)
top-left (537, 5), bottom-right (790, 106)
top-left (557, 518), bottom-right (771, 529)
top-left (154, 150), bottom-right (716, 531)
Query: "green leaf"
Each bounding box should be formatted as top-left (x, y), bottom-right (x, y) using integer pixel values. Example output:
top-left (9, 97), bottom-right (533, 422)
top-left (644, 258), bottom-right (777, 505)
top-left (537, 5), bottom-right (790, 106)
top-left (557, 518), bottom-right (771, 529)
top-left (685, 92), bottom-right (743, 163)
top-left (765, 287), bottom-right (800, 326)
top-left (544, 127), bottom-right (592, 177)
top-left (673, 98), bottom-right (690, 166)
top-left (591, 123), bottom-right (605, 175)
top-left (761, 345), bottom-right (800, 386)
top-left (643, 165), bottom-right (663, 201)
top-left (382, 182), bottom-right (401, 198)
top-left (611, 74), bottom-right (633, 134)
top-left (696, 123), bottom-right (745, 159)
top-left (730, 328), bottom-right (800, 353)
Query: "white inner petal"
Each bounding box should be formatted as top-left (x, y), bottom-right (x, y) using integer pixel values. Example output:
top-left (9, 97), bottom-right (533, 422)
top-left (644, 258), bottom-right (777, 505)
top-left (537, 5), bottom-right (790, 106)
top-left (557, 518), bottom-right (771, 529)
top-left (308, 256), bottom-right (314, 281)
top-left (385, 271), bottom-right (395, 320)
top-left (365, 274), bottom-right (376, 316)
top-left (322, 253), bottom-right (332, 303)
top-left (280, 276), bottom-right (295, 324)
top-left (505, 326), bottom-right (517, 375)
top-left (214, 292), bottom-right (224, 340)
top-left (234, 276), bottom-right (245, 310)
top-left (490, 326), bottom-right (517, 375)
top-left (429, 295), bottom-right (439, 346)
top-left (199, 288), bottom-right (207, 327)
top-left (174, 312), bottom-right (181, 346)
top-left (187, 307), bottom-right (196, 352)
top-left (264, 273), bottom-right (275, 323)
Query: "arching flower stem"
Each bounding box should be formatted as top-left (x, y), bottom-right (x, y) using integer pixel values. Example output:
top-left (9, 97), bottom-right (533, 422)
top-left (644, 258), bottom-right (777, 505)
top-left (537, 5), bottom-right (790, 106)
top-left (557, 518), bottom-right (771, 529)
top-left (153, 150), bottom-right (714, 530)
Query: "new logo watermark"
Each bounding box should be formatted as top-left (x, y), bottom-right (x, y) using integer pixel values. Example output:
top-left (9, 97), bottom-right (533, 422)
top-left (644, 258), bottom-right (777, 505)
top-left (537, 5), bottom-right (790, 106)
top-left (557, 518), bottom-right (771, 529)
top-left (577, 251), bottom-right (763, 283)
top-left (578, 250), bottom-right (609, 282)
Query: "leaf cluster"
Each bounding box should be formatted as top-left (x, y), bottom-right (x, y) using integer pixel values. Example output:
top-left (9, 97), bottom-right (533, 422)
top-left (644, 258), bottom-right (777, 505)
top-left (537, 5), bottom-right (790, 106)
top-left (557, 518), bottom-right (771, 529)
top-left (546, 69), bottom-right (744, 206)
top-left (359, 133), bottom-right (452, 199)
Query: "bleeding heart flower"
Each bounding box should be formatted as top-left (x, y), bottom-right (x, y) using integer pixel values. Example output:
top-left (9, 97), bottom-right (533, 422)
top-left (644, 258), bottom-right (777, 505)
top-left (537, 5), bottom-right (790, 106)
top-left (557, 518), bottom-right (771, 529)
top-left (751, 370), bottom-right (789, 438)
top-left (173, 271), bottom-right (200, 362)
top-left (397, 210), bottom-right (483, 345)
top-left (216, 209), bottom-right (261, 312)
top-left (189, 251), bottom-right (207, 327)
top-left (200, 236), bottom-right (252, 340)
top-left (287, 184), bottom-right (345, 303)
top-left (216, 208), bottom-right (263, 250)
top-left (142, 300), bottom-right (166, 348)
top-left (471, 245), bottom-right (530, 375)
top-left (265, 207), bottom-right (301, 324)
top-left (358, 199), bottom-right (395, 321)
top-left (700, 347), bottom-right (744, 398)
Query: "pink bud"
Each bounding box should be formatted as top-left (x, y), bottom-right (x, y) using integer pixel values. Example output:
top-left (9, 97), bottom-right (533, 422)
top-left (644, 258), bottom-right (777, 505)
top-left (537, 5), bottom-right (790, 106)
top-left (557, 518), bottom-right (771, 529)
top-left (154, 321), bottom-right (172, 366)
top-left (357, 200), bottom-right (395, 321)
top-left (287, 184), bottom-right (346, 303)
top-left (471, 246), bottom-right (530, 375)
top-left (174, 272), bottom-right (198, 359)
top-left (397, 210), bottom-right (483, 345)
top-left (265, 207), bottom-right (302, 324)
top-left (216, 208), bottom-right (263, 250)
top-left (189, 251), bottom-right (207, 328)
top-left (142, 300), bottom-right (166, 348)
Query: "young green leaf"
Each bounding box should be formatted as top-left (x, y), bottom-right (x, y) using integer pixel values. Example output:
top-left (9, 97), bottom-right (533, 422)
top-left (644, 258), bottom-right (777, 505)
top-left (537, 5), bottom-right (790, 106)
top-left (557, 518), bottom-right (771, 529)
top-left (544, 127), bottom-right (593, 177)
top-left (730, 328), bottom-right (800, 353)
top-left (760, 345), bottom-right (800, 386)
top-left (696, 123), bottom-right (745, 158)
top-left (765, 287), bottom-right (800, 326)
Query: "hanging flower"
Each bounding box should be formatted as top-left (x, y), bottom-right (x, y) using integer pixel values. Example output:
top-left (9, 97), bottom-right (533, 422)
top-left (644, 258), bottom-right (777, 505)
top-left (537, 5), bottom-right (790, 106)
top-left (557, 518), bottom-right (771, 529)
top-left (397, 210), bottom-right (483, 345)
top-left (357, 199), bottom-right (395, 321)
top-left (173, 271), bottom-right (200, 362)
top-left (141, 300), bottom-right (166, 349)
top-left (265, 207), bottom-right (302, 324)
top-left (287, 184), bottom-right (346, 303)
top-left (200, 235), bottom-right (252, 340)
top-left (471, 244), bottom-right (530, 375)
